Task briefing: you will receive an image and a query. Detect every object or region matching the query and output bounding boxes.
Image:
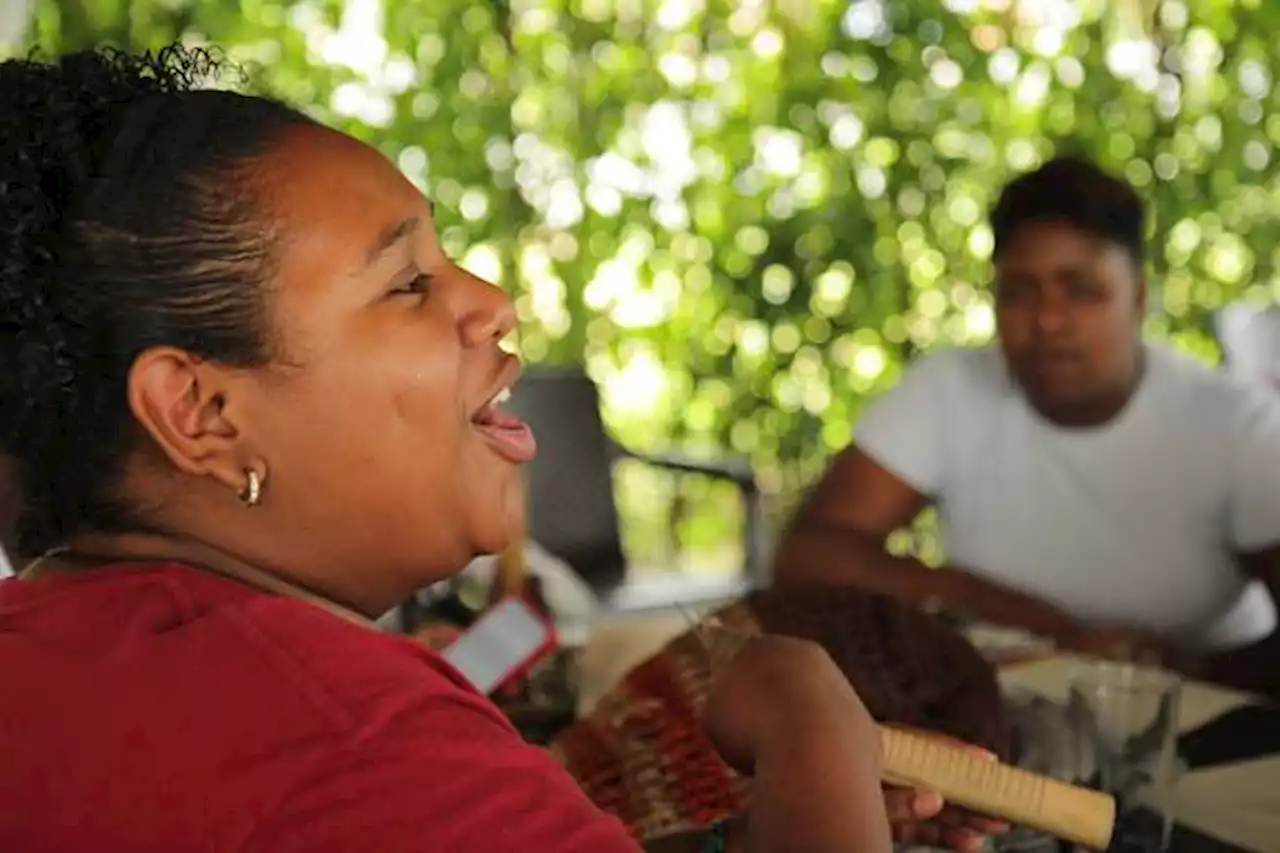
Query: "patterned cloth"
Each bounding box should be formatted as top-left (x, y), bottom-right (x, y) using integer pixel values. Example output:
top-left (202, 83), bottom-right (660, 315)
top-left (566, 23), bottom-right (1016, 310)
top-left (550, 585), bottom-right (1011, 841)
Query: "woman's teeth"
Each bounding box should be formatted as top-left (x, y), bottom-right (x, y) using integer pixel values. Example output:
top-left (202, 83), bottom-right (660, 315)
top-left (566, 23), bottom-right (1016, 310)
top-left (474, 387), bottom-right (513, 424)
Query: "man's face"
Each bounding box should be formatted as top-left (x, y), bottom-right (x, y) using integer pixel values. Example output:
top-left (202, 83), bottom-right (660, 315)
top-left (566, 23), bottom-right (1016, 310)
top-left (994, 220), bottom-right (1146, 424)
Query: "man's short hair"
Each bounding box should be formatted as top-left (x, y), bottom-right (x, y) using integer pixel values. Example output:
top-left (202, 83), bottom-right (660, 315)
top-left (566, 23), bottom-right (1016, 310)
top-left (990, 156), bottom-right (1145, 266)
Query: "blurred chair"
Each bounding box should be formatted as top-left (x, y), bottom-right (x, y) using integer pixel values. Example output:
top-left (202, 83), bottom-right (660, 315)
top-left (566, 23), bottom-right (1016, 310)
top-left (506, 366), bottom-right (767, 613)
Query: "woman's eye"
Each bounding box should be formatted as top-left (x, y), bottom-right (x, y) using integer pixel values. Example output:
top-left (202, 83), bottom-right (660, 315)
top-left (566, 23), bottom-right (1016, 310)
top-left (391, 273), bottom-right (431, 297)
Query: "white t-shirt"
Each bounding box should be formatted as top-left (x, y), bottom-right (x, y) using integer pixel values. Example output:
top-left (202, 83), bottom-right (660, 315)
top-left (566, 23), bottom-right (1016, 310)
top-left (857, 342), bottom-right (1280, 651)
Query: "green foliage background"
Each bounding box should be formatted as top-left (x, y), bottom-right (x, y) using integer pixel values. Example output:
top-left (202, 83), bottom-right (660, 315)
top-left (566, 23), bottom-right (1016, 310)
top-left (11, 0), bottom-right (1280, 571)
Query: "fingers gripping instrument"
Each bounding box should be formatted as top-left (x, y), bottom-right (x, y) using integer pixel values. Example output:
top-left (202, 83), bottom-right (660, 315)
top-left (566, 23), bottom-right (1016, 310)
top-left (681, 612), bottom-right (1115, 850)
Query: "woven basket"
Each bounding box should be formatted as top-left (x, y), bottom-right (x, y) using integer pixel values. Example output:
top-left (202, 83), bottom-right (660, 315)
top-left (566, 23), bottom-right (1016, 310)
top-left (549, 585), bottom-right (1011, 841)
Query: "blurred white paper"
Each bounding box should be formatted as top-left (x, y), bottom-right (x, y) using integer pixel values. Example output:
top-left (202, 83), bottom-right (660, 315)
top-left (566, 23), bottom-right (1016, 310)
top-left (442, 597), bottom-right (553, 694)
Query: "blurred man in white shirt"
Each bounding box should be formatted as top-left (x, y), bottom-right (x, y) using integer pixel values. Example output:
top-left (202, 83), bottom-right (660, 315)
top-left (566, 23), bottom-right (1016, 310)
top-left (777, 157), bottom-right (1280, 695)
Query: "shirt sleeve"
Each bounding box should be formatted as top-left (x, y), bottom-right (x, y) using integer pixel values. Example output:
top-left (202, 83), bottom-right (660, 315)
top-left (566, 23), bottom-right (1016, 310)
top-left (854, 349), bottom-right (959, 497)
top-left (244, 688), bottom-right (641, 853)
top-left (1226, 383), bottom-right (1280, 552)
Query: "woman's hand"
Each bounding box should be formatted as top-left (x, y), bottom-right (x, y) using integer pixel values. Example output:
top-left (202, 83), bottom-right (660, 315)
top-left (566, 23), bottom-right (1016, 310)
top-left (704, 634), bottom-right (893, 853)
top-left (703, 634), bottom-right (880, 775)
top-left (881, 725), bottom-right (1009, 852)
top-left (885, 788), bottom-right (1008, 852)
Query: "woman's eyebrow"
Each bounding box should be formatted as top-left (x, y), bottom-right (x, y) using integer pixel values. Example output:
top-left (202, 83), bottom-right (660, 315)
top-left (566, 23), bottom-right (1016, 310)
top-left (361, 215), bottom-right (422, 270)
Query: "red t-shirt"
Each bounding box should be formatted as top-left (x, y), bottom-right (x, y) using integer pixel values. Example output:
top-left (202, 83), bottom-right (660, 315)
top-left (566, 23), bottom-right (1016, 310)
top-left (0, 563), bottom-right (640, 852)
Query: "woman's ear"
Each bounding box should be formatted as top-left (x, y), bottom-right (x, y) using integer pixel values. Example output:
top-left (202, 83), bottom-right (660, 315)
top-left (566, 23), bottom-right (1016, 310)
top-left (126, 347), bottom-right (250, 494)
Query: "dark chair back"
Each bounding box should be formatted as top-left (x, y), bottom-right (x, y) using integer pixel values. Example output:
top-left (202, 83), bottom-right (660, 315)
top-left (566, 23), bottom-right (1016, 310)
top-left (506, 367), bottom-right (627, 591)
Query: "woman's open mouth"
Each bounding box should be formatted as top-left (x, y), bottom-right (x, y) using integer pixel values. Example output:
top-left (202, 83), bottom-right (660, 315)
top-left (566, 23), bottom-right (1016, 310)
top-left (470, 387), bottom-right (537, 464)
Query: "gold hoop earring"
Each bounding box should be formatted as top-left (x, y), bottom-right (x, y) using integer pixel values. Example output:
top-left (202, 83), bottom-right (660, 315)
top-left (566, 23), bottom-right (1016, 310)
top-left (238, 468), bottom-right (264, 508)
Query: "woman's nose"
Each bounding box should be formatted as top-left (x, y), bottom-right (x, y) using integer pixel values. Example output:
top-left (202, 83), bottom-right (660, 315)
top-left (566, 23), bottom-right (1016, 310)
top-left (458, 271), bottom-right (516, 347)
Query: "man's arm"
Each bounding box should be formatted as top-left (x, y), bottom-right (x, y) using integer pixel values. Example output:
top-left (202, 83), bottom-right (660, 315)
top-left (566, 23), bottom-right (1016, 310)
top-left (774, 445), bottom-right (1081, 640)
top-left (1203, 384), bottom-right (1280, 692)
top-left (1202, 547), bottom-right (1280, 695)
top-left (776, 351), bottom-right (1082, 639)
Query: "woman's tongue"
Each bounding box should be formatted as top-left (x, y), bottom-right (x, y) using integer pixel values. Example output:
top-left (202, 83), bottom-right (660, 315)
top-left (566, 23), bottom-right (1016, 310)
top-left (472, 407), bottom-right (537, 463)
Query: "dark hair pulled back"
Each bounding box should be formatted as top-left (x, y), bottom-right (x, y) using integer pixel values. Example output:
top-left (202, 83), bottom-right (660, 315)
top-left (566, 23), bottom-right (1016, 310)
top-left (0, 45), bottom-right (311, 555)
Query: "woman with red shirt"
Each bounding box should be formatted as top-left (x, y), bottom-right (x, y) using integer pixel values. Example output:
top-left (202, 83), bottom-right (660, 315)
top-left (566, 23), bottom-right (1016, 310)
top-left (0, 46), bottom-right (998, 853)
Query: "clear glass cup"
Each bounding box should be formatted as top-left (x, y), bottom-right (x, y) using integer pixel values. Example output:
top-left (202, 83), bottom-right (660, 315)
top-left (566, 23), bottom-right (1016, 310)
top-left (1067, 663), bottom-right (1182, 853)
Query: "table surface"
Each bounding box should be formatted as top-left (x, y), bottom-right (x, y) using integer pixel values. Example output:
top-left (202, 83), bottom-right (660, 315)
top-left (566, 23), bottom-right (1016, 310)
top-left (1000, 656), bottom-right (1280, 853)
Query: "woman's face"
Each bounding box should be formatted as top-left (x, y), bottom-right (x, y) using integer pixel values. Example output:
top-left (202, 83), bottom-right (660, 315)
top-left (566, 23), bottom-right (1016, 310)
top-left (227, 125), bottom-right (535, 608)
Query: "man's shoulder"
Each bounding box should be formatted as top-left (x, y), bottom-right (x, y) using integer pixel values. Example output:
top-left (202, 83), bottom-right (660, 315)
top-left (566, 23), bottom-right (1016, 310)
top-left (855, 345), bottom-right (1010, 493)
top-left (1146, 341), bottom-right (1273, 418)
top-left (901, 344), bottom-right (1006, 388)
